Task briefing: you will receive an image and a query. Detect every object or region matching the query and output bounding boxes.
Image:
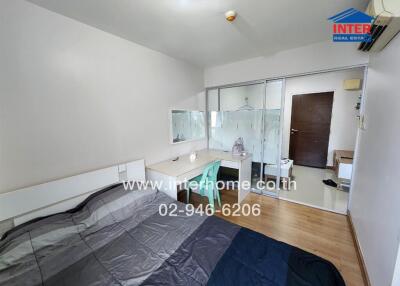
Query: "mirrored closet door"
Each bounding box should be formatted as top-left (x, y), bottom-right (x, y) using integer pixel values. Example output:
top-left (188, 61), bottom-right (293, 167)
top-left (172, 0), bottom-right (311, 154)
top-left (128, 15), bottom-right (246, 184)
top-left (207, 79), bottom-right (284, 197)
top-left (261, 80), bottom-right (284, 196)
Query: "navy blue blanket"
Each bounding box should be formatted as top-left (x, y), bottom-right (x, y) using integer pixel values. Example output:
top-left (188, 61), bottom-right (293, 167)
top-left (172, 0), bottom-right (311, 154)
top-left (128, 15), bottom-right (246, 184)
top-left (144, 215), bottom-right (345, 286)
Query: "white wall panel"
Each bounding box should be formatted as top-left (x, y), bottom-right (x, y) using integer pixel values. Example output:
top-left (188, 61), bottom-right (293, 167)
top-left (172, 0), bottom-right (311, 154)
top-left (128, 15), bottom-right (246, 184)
top-left (349, 34), bottom-right (400, 286)
top-left (0, 0), bottom-right (205, 194)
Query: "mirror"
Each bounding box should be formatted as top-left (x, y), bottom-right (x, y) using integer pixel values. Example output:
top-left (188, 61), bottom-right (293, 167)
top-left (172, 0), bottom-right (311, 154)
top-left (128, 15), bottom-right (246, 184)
top-left (170, 110), bottom-right (205, 144)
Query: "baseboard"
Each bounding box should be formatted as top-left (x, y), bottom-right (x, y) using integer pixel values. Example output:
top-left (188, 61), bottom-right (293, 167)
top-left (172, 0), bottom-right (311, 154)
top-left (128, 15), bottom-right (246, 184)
top-left (279, 196), bottom-right (347, 215)
top-left (347, 210), bottom-right (371, 286)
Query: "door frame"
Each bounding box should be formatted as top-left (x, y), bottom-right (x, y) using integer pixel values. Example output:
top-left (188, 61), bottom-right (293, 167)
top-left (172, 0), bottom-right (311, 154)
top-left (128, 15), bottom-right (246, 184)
top-left (288, 91), bottom-right (334, 168)
top-left (205, 64), bottom-right (368, 212)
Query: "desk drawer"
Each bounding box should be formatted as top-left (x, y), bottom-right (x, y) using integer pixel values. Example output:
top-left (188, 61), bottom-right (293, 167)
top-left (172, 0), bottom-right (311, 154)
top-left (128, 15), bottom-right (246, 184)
top-left (177, 167), bottom-right (204, 183)
top-left (176, 161), bottom-right (239, 183)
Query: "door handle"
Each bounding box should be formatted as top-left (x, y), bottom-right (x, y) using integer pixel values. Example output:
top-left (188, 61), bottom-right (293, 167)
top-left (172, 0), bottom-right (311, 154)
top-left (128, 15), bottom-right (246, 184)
top-left (291, 129), bottom-right (299, 132)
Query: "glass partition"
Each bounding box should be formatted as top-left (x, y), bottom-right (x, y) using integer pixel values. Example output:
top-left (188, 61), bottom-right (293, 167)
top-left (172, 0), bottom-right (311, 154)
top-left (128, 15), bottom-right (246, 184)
top-left (207, 80), bottom-right (284, 196)
top-left (262, 80), bottom-right (284, 196)
top-left (219, 84), bottom-right (264, 111)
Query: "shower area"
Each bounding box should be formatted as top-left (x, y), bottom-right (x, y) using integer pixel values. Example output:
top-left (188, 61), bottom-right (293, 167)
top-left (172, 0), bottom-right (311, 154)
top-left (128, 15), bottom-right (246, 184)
top-left (207, 80), bottom-right (284, 196)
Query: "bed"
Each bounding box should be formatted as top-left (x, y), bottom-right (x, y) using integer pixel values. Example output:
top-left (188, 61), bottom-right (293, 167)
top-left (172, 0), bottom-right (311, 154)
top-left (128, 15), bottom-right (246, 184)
top-left (0, 183), bottom-right (345, 286)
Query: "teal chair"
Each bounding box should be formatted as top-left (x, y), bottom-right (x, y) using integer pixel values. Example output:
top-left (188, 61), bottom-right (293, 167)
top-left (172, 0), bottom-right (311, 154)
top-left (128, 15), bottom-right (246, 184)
top-left (187, 161), bottom-right (221, 211)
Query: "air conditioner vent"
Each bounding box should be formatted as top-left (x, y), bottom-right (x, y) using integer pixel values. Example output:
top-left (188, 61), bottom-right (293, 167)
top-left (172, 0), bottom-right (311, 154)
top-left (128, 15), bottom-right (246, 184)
top-left (357, 0), bottom-right (400, 52)
top-left (358, 24), bottom-right (388, 51)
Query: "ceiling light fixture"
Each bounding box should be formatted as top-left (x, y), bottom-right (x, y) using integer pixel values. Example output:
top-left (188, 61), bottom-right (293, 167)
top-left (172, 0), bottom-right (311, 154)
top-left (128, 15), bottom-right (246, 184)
top-left (225, 10), bottom-right (237, 22)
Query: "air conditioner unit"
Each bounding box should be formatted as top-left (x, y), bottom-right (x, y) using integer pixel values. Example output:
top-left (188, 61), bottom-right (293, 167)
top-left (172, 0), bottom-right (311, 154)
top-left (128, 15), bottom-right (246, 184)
top-left (358, 0), bottom-right (400, 52)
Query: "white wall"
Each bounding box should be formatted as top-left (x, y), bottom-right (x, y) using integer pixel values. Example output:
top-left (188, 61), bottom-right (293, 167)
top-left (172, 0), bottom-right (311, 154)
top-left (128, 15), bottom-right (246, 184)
top-left (392, 246), bottom-right (400, 286)
top-left (284, 69), bottom-right (364, 166)
top-left (349, 34), bottom-right (400, 286)
top-left (0, 0), bottom-right (205, 194)
top-left (204, 41), bottom-right (369, 87)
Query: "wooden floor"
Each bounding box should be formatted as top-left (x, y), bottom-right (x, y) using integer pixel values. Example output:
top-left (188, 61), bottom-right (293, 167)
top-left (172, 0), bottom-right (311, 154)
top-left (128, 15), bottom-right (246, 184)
top-left (178, 189), bottom-right (365, 286)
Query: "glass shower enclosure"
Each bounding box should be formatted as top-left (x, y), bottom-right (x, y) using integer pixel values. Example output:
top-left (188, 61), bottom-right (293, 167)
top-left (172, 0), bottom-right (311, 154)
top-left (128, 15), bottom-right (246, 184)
top-left (207, 80), bottom-right (284, 197)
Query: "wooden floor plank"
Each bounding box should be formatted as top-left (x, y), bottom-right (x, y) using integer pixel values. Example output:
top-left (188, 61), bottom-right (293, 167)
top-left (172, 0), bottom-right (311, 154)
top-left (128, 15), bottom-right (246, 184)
top-left (178, 189), bottom-right (365, 286)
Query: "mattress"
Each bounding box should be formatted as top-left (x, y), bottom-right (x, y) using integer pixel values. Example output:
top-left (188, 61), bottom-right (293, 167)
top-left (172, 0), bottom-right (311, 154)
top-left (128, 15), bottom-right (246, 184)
top-left (0, 184), bottom-right (345, 286)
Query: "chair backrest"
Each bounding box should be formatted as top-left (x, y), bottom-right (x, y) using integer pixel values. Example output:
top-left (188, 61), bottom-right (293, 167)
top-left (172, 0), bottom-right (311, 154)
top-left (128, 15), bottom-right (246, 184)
top-left (199, 161), bottom-right (221, 188)
top-left (210, 161), bottom-right (221, 182)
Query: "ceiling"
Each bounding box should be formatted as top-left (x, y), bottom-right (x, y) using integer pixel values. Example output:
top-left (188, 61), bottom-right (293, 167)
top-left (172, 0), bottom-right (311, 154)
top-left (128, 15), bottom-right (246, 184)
top-left (28, 0), bottom-right (368, 68)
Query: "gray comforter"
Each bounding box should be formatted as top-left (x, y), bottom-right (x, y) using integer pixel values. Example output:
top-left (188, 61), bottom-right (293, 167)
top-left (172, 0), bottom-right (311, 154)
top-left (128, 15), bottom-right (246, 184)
top-left (0, 185), bottom-right (345, 286)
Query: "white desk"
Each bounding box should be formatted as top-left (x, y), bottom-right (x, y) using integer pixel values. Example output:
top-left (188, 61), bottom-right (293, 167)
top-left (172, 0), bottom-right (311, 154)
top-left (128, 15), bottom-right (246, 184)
top-left (146, 149), bottom-right (252, 203)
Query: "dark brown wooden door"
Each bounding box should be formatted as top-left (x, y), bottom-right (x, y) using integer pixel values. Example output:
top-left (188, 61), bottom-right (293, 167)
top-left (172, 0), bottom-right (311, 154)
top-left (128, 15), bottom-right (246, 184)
top-left (289, 92), bottom-right (333, 168)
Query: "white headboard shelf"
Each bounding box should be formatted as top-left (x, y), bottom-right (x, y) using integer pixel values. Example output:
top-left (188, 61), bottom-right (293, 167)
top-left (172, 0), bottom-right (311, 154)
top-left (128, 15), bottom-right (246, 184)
top-left (0, 159), bottom-right (145, 225)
